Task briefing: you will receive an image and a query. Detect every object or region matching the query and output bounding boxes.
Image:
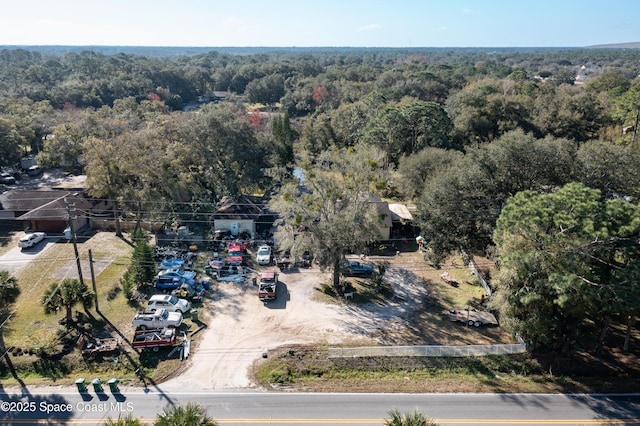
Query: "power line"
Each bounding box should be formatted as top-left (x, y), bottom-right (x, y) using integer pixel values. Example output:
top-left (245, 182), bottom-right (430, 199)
top-left (0, 238), bottom-right (79, 332)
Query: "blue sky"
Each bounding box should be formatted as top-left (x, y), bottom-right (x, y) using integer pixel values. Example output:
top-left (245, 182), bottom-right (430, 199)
top-left (1, 0), bottom-right (639, 47)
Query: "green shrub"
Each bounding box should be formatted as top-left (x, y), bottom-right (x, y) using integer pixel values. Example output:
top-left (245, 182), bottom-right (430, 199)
top-left (120, 271), bottom-right (135, 301)
top-left (256, 360), bottom-right (293, 384)
top-left (320, 283), bottom-right (334, 295)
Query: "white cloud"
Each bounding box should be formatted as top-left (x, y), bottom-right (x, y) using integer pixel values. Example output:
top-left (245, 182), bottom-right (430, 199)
top-left (223, 17), bottom-right (242, 28)
top-left (357, 23), bottom-right (382, 32)
top-left (463, 8), bottom-right (475, 15)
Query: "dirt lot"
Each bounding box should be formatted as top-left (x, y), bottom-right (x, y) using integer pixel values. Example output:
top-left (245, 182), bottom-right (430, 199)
top-left (162, 251), bottom-right (511, 390)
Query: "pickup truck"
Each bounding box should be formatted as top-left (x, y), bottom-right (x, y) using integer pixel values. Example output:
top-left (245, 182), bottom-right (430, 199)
top-left (147, 294), bottom-right (191, 313)
top-left (227, 243), bottom-right (243, 265)
top-left (132, 327), bottom-right (177, 352)
top-left (132, 309), bottom-right (183, 330)
top-left (258, 271), bottom-right (278, 302)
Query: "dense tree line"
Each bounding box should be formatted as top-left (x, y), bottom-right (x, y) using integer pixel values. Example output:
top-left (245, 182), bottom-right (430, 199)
top-left (0, 48), bottom-right (637, 164)
top-left (494, 183), bottom-right (640, 355)
top-left (1, 46), bottom-right (640, 356)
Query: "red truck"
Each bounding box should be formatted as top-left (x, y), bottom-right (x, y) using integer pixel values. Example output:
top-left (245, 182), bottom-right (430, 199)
top-left (227, 243), bottom-right (243, 265)
top-left (258, 271), bottom-right (278, 302)
top-left (132, 327), bottom-right (177, 351)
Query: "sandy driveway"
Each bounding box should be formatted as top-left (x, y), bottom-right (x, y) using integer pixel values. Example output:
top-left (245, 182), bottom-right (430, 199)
top-left (162, 262), bottom-right (428, 390)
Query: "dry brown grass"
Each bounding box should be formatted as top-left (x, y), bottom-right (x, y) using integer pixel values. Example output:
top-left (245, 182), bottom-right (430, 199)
top-left (0, 227), bottom-right (21, 257)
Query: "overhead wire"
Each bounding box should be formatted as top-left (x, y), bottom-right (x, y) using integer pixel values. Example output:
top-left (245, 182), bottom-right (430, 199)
top-left (0, 238), bottom-right (80, 332)
top-left (0, 191), bottom-right (499, 294)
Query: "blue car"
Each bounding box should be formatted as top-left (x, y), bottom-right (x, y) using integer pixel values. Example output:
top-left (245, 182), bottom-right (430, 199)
top-left (159, 258), bottom-right (186, 270)
top-left (157, 268), bottom-right (196, 282)
top-left (155, 276), bottom-right (197, 291)
top-left (341, 261), bottom-right (374, 277)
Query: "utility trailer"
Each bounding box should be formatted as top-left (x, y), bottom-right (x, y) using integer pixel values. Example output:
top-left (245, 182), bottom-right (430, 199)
top-left (447, 308), bottom-right (498, 327)
top-left (81, 337), bottom-right (120, 357)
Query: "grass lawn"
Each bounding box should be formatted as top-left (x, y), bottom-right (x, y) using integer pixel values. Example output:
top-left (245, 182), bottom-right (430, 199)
top-left (0, 231), bottom-right (196, 386)
top-left (252, 343), bottom-right (640, 394)
top-left (4, 233), bottom-right (134, 349)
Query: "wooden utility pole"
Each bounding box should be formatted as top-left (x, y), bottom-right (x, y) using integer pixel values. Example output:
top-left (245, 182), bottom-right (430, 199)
top-left (65, 198), bottom-right (85, 287)
top-left (88, 249), bottom-right (99, 313)
top-left (633, 109), bottom-right (639, 148)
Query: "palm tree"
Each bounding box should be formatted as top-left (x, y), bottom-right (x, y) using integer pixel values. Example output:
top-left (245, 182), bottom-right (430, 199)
top-left (0, 270), bottom-right (20, 310)
top-left (41, 278), bottom-right (94, 326)
top-left (384, 409), bottom-right (439, 426)
top-left (154, 403), bottom-right (217, 426)
top-left (102, 414), bottom-right (142, 426)
top-left (0, 270), bottom-right (20, 369)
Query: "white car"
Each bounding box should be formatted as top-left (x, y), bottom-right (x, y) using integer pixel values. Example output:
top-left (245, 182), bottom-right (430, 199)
top-left (256, 245), bottom-right (272, 265)
top-left (0, 172), bottom-right (16, 185)
top-left (147, 294), bottom-right (191, 314)
top-left (18, 232), bottom-right (46, 249)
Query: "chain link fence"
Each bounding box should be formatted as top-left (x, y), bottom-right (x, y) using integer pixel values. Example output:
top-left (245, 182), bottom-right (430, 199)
top-left (328, 340), bottom-right (526, 358)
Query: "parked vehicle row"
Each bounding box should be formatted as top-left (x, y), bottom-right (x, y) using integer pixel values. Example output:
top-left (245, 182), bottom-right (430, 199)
top-left (1, 167), bottom-right (44, 185)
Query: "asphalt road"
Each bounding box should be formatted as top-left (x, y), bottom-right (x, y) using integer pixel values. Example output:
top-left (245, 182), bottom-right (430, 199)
top-left (0, 387), bottom-right (639, 425)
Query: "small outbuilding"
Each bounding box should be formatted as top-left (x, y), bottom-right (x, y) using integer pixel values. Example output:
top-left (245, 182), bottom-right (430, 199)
top-left (211, 195), bottom-right (274, 237)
